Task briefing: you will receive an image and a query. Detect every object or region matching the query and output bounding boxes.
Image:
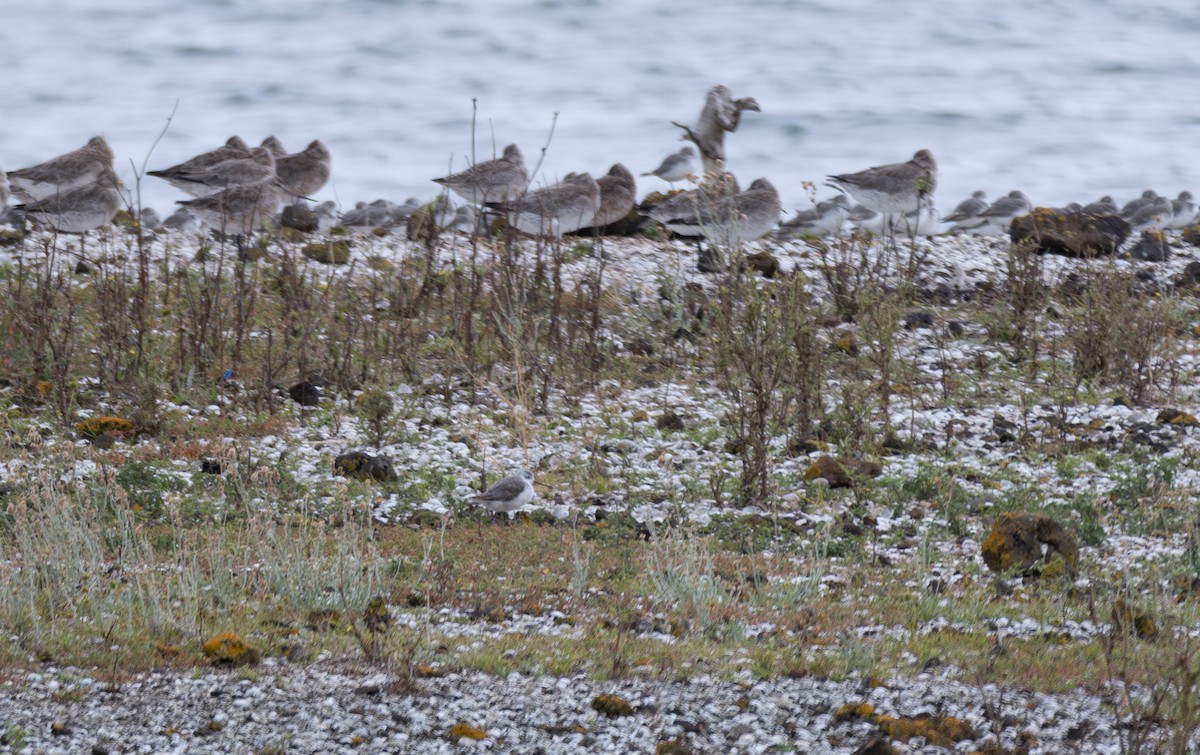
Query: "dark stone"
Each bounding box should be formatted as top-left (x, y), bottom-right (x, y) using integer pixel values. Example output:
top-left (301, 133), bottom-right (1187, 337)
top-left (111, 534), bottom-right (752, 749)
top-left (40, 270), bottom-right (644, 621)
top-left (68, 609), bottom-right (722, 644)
top-left (1010, 208), bottom-right (1130, 258)
top-left (696, 246), bottom-right (726, 273)
top-left (804, 456), bottom-right (882, 488)
top-left (281, 203), bottom-right (320, 233)
top-left (852, 734), bottom-right (899, 755)
top-left (946, 320), bottom-right (965, 337)
top-left (200, 459), bottom-right (223, 475)
top-left (656, 411), bottom-right (686, 431)
top-left (903, 310), bottom-right (934, 330)
top-left (992, 416), bottom-right (1018, 443)
top-left (1178, 261), bottom-right (1200, 288)
top-left (333, 451), bottom-right (398, 482)
top-left (629, 336), bottom-right (655, 356)
top-left (1128, 231), bottom-right (1170, 262)
top-left (288, 380), bottom-right (321, 406)
top-left (981, 512), bottom-right (1079, 573)
top-left (672, 327), bottom-right (697, 343)
top-left (570, 206), bottom-right (650, 237)
top-left (743, 251), bottom-right (779, 279)
top-left (74, 261), bottom-right (93, 275)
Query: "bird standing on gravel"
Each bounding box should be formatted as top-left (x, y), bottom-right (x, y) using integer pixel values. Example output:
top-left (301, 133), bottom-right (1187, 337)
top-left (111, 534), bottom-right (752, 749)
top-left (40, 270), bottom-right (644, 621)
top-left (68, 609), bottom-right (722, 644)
top-left (469, 470), bottom-right (535, 520)
top-left (642, 146), bottom-right (697, 189)
top-left (826, 149), bottom-right (938, 216)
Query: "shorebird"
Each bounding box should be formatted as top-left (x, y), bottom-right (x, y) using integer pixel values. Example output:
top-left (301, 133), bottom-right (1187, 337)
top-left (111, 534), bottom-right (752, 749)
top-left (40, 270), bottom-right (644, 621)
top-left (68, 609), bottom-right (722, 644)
top-left (507, 172), bottom-right (600, 238)
top-left (587, 163), bottom-right (637, 230)
top-left (1119, 190), bottom-right (1159, 219)
top-left (1128, 196), bottom-right (1173, 233)
top-left (892, 202), bottom-right (941, 237)
top-left (276, 139), bottom-right (331, 198)
top-left (847, 203), bottom-right (884, 233)
top-left (775, 194), bottom-right (851, 238)
top-left (160, 207), bottom-right (204, 233)
top-left (1081, 195), bottom-right (1119, 215)
top-left (260, 135), bottom-right (288, 159)
top-left (826, 149), bottom-right (937, 216)
top-left (1167, 191), bottom-right (1198, 229)
top-left (342, 199), bottom-right (397, 230)
top-left (166, 146), bottom-right (276, 198)
top-left (941, 190), bottom-right (989, 232)
top-left (148, 136), bottom-right (250, 194)
top-left (433, 143), bottom-right (528, 205)
top-left (642, 146), bottom-right (697, 189)
top-left (977, 190), bottom-right (1031, 234)
top-left (654, 177), bottom-right (780, 246)
top-left (390, 198), bottom-right (421, 224)
top-left (8, 135), bottom-right (115, 202)
top-left (14, 169), bottom-right (122, 233)
top-left (646, 172), bottom-right (740, 232)
top-left (450, 205), bottom-right (478, 234)
top-left (175, 179), bottom-right (285, 236)
top-left (469, 470), bottom-right (534, 520)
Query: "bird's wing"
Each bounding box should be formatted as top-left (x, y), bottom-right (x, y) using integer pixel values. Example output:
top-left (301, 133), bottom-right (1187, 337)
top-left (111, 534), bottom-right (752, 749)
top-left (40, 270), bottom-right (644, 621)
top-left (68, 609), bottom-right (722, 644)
top-left (474, 475), bottom-right (527, 501)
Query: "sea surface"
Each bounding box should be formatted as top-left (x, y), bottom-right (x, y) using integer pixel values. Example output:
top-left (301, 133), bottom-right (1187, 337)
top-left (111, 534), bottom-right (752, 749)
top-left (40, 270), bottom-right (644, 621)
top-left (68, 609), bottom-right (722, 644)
top-left (3, 0), bottom-right (1199, 218)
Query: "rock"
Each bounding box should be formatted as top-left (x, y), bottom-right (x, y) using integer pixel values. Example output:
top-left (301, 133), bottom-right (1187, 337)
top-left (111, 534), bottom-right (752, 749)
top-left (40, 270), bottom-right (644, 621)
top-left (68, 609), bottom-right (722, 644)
top-left (744, 251), bottom-right (779, 278)
top-left (655, 736), bottom-right (693, 754)
top-left (202, 632), bottom-right (259, 666)
top-left (281, 203), bottom-right (320, 233)
top-left (570, 206), bottom-right (649, 237)
top-left (1111, 599), bottom-right (1158, 639)
top-left (832, 331), bottom-right (858, 355)
top-left (355, 389), bottom-right (394, 422)
top-left (1010, 208), bottom-right (1130, 258)
top-left (1128, 231), bottom-right (1170, 262)
top-left (447, 722), bottom-right (487, 741)
top-left (406, 204), bottom-right (439, 244)
top-left (835, 702), bottom-right (875, 720)
top-left (333, 451), bottom-right (398, 482)
top-left (803, 456), bottom-right (882, 488)
top-left (697, 246), bottom-right (726, 273)
top-left (980, 512), bottom-right (1079, 574)
top-left (1182, 225), bottom-right (1200, 247)
top-left (903, 310), bottom-right (934, 330)
top-left (874, 715), bottom-right (976, 747)
top-left (851, 734), bottom-right (899, 755)
top-left (74, 416), bottom-right (136, 441)
top-left (1177, 261), bottom-right (1200, 289)
top-left (1156, 407), bottom-right (1198, 426)
top-left (628, 336), bottom-right (655, 357)
top-left (591, 693), bottom-right (634, 717)
top-left (288, 380), bottom-right (322, 406)
top-left (656, 410), bottom-right (686, 431)
top-left (300, 239), bottom-right (351, 264)
top-left (200, 459), bottom-right (223, 475)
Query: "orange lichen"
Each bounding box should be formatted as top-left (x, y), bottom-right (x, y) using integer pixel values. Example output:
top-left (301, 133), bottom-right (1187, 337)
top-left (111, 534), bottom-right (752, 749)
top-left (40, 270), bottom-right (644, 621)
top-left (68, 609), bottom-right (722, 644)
top-left (448, 722), bottom-right (487, 740)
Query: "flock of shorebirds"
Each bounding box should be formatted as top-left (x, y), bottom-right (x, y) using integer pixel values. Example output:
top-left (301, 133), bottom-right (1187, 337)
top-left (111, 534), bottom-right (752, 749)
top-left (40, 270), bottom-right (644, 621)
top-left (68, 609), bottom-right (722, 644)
top-left (1, 84), bottom-right (1197, 247)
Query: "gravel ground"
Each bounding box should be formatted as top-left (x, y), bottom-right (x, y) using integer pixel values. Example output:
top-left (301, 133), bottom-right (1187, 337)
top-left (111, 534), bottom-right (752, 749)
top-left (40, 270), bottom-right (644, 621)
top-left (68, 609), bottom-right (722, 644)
top-left (0, 659), bottom-right (1149, 754)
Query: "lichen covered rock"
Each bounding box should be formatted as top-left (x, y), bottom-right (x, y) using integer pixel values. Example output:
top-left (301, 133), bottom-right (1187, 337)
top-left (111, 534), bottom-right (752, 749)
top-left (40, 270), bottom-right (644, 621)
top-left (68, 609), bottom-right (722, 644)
top-left (75, 415), bottom-right (136, 441)
top-left (981, 512), bottom-right (1079, 573)
top-left (1010, 208), bottom-right (1129, 258)
top-left (447, 722), bottom-right (487, 740)
top-left (300, 239), bottom-right (351, 265)
top-left (592, 693), bottom-right (634, 717)
top-left (804, 456), bottom-right (882, 488)
top-left (874, 715), bottom-right (976, 747)
top-left (333, 451), bottom-right (398, 482)
top-left (202, 632), bottom-right (259, 665)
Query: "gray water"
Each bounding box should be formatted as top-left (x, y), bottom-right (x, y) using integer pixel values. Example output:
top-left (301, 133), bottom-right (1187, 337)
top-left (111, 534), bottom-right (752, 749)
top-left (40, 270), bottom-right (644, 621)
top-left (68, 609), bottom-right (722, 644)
top-left (3, 0), bottom-right (1199, 217)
